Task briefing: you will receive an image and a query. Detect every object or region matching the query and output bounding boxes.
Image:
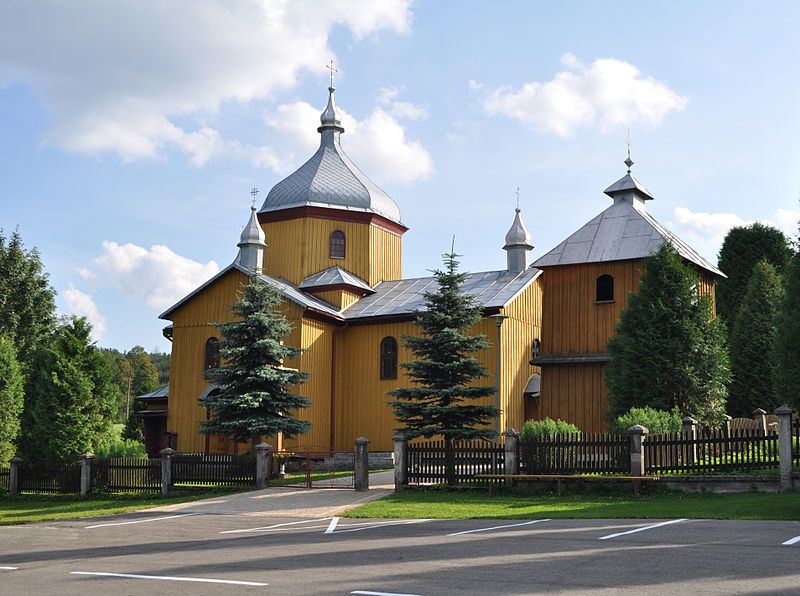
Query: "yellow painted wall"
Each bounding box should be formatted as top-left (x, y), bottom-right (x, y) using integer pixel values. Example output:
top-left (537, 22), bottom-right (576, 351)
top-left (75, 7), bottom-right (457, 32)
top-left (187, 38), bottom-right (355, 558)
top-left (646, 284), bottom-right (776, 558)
top-left (312, 289), bottom-right (362, 311)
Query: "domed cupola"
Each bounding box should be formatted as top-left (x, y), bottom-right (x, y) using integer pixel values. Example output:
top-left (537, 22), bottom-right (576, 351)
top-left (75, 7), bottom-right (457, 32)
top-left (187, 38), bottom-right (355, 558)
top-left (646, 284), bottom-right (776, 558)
top-left (258, 84), bottom-right (403, 226)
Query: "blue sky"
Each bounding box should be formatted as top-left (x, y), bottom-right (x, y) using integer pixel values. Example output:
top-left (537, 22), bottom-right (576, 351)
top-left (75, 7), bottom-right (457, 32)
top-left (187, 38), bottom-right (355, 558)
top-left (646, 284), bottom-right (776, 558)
top-left (2, 1), bottom-right (799, 352)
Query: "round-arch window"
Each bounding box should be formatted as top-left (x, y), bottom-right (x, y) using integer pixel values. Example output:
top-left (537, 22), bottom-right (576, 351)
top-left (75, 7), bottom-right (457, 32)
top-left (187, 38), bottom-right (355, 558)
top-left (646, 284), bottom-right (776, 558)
top-left (380, 336), bottom-right (398, 380)
top-left (204, 337), bottom-right (220, 370)
top-left (330, 230), bottom-right (346, 259)
top-left (596, 274), bottom-right (614, 302)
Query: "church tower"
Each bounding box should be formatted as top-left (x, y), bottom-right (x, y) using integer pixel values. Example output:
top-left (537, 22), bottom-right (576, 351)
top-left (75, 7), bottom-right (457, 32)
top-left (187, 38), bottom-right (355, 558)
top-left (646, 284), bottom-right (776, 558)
top-left (256, 82), bottom-right (407, 291)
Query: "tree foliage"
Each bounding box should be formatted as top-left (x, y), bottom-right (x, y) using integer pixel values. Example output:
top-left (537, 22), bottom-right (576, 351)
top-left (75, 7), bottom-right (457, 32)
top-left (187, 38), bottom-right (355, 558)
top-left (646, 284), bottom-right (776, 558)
top-left (609, 406), bottom-right (682, 435)
top-left (606, 244), bottom-right (730, 427)
top-left (728, 261), bottom-right (782, 416)
top-left (0, 336), bottom-right (24, 465)
top-left (200, 278), bottom-right (310, 443)
top-left (20, 317), bottom-right (117, 463)
top-left (774, 247), bottom-right (800, 409)
top-left (717, 223), bottom-right (790, 324)
top-left (0, 229), bottom-right (57, 368)
top-left (388, 252), bottom-right (497, 486)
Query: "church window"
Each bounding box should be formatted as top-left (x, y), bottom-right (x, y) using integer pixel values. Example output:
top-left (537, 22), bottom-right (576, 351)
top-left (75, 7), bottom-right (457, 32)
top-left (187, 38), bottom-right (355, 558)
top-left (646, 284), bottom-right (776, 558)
top-left (380, 336), bottom-right (398, 380)
top-left (330, 230), bottom-right (346, 259)
top-left (204, 337), bottom-right (220, 370)
top-left (596, 274), bottom-right (614, 302)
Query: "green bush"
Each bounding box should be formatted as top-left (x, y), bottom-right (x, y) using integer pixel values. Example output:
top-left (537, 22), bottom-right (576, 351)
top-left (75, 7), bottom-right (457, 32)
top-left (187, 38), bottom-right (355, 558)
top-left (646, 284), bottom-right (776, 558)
top-left (520, 418), bottom-right (580, 443)
top-left (610, 406), bottom-right (682, 435)
top-left (95, 437), bottom-right (147, 459)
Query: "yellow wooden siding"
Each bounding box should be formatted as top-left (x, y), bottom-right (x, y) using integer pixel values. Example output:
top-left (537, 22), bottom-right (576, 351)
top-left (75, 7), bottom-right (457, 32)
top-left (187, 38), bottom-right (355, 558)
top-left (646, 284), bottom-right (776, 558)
top-left (539, 364), bottom-right (607, 433)
top-left (369, 225), bottom-right (403, 284)
top-left (312, 289), bottom-right (362, 311)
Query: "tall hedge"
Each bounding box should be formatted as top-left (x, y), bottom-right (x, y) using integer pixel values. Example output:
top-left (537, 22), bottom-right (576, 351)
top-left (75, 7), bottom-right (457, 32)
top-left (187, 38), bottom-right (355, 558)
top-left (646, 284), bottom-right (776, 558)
top-left (0, 336), bottom-right (24, 465)
top-left (774, 248), bottom-right (800, 409)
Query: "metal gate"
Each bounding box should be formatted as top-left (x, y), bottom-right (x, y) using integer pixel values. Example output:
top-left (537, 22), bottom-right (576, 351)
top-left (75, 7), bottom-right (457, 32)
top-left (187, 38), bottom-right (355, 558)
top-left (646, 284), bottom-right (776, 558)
top-left (274, 449), bottom-right (355, 489)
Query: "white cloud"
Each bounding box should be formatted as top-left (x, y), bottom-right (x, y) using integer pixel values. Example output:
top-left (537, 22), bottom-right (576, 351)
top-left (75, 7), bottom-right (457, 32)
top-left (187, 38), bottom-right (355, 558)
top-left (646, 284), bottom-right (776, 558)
top-left (85, 241), bottom-right (219, 310)
top-left (483, 53), bottom-right (688, 137)
top-left (377, 86), bottom-right (429, 120)
top-left (61, 284), bottom-right (107, 341)
top-left (0, 0), bottom-right (412, 163)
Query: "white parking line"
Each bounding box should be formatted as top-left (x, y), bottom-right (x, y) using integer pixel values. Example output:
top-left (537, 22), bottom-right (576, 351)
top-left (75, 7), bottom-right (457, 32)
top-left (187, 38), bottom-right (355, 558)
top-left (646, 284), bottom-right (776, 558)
top-left (221, 518), bottom-right (331, 534)
top-left (782, 535), bottom-right (800, 546)
top-left (325, 517), bottom-right (340, 534)
top-left (0, 566), bottom-right (19, 570)
top-left (598, 519), bottom-right (688, 540)
top-left (332, 519), bottom-right (433, 534)
top-left (70, 571), bottom-right (268, 586)
top-left (85, 513), bottom-right (201, 529)
top-left (352, 591), bottom-right (422, 596)
top-left (447, 519), bottom-right (551, 537)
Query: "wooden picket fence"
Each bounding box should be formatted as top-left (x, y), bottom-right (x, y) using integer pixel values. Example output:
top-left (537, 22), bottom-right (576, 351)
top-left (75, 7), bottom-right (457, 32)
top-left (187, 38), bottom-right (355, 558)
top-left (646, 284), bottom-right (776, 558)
top-left (521, 432), bottom-right (630, 475)
top-left (0, 466), bottom-right (9, 492)
top-left (92, 457), bottom-right (161, 492)
top-left (171, 453), bottom-right (256, 487)
top-left (794, 416), bottom-right (800, 469)
top-left (407, 439), bottom-right (504, 485)
top-left (18, 461), bottom-right (82, 494)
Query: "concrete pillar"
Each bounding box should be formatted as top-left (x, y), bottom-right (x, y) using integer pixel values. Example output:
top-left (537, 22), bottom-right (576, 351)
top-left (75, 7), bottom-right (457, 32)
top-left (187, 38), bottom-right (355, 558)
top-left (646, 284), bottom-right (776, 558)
top-left (159, 447), bottom-right (175, 496)
top-left (255, 443), bottom-right (272, 489)
top-left (9, 457), bottom-right (21, 496)
top-left (628, 425), bottom-right (649, 477)
top-left (753, 408), bottom-right (768, 435)
top-left (775, 406), bottom-right (794, 492)
top-left (682, 416), bottom-right (698, 467)
top-left (80, 453), bottom-right (93, 497)
top-left (502, 429), bottom-right (520, 488)
top-left (354, 437), bottom-right (370, 492)
top-left (393, 434), bottom-right (408, 491)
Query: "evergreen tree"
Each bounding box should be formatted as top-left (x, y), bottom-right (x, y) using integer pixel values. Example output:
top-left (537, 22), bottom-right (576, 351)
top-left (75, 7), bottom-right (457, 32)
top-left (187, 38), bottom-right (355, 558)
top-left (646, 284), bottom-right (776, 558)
top-left (21, 317), bottom-right (116, 462)
top-left (0, 336), bottom-right (24, 465)
top-left (717, 223), bottom-right (790, 324)
top-left (200, 278), bottom-right (310, 443)
top-left (149, 350), bottom-right (171, 386)
top-left (121, 346), bottom-right (159, 441)
top-left (774, 247), bottom-right (800, 409)
top-left (388, 251), bottom-right (497, 487)
top-left (0, 229), bottom-right (57, 368)
top-left (606, 244), bottom-right (730, 427)
top-left (728, 261), bottom-right (782, 416)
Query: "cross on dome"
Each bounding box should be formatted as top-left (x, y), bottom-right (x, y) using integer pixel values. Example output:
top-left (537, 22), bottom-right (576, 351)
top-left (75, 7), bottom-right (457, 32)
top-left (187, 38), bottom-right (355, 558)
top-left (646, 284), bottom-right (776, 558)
top-left (250, 186), bottom-right (259, 208)
top-left (326, 59), bottom-right (338, 88)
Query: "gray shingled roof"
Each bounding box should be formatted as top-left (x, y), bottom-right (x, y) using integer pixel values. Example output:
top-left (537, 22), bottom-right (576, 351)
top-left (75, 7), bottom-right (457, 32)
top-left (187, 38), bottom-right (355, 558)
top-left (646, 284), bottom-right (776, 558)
top-left (603, 173), bottom-right (654, 200)
top-left (342, 268), bottom-right (541, 319)
top-left (299, 266), bottom-right (374, 293)
top-left (533, 198), bottom-right (724, 276)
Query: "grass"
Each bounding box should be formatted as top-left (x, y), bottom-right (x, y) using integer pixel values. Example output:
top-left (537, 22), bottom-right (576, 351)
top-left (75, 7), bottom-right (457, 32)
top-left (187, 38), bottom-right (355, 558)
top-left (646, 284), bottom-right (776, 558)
top-left (344, 489), bottom-right (800, 521)
top-left (0, 490), bottom-right (239, 526)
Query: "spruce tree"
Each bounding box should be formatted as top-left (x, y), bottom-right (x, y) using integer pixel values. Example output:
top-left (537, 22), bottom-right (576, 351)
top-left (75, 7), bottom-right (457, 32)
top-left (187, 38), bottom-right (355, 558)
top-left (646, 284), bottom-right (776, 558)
top-left (0, 336), bottom-right (24, 465)
top-left (728, 261), bottom-right (782, 416)
top-left (606, 244), bottom-right (730, 427)
top-left (774, 248), bottom-right (800, 409)
top-left (200, 278), bottom-right (310, 444)
top-left (121, 346), bottom-right (160, 441)
top-left (388, 251), bottom-right (497, 487)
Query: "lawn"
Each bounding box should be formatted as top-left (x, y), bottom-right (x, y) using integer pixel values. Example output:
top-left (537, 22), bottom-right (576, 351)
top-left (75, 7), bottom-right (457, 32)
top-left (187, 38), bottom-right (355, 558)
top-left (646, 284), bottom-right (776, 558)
top-left (345, 489), bottom-right (800, 521)
top-left (0, 491), bottom-right (235, 526)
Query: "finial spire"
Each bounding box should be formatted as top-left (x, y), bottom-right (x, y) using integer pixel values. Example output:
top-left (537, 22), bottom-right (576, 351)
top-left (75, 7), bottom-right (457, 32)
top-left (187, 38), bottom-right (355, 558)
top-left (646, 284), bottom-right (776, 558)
top-left (250, 186), bottom-right (259, 209)
top-left (319, 61), bottom-right (343, 130)
top-left (515, 187), bottom-right (521, 211)
top-left (326, 59), bottom-right (338, 89)
top-left (624, 129), bottom-right (634, 173)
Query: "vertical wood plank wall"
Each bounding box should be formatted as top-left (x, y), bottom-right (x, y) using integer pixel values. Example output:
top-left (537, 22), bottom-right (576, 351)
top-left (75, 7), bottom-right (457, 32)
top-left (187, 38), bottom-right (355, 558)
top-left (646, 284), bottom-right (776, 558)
top-left (311, 289), bottom-right (362, 311)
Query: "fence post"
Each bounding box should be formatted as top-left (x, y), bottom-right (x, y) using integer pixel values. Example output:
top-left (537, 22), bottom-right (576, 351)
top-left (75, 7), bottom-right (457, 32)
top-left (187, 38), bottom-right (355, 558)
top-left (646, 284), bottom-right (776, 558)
top-left (354, 437), bottom-right (370, 492)
top-left (502, 429), bottom-right (519, 488)
top-left (255, 443), bottom-right (272, 489)
top-left (160, 447), bottom-right (175, 496)
top-left (722, 415), bottom-right (732, 437)
top-left (753, 408), bottom-right (768, 435)
top-left (393, 434), bottom-right (408, 491)
top-left (80, 453), bottom-right (93, 497)
top-left (682, 416), bottom-right (698, 466)
top-left (775, 406), bottom-right (794, 492)
top-left (9, 456), bottom-right (21, 496)
top-left (628, 425), bottom-right (648, 476)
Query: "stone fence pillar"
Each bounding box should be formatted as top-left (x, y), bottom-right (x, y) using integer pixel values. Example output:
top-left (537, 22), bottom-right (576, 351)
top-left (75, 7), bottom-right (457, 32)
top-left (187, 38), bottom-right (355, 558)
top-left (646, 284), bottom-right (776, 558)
top-left (9, 457), bottom-right (22, 496)
top-left (628, 425), bottom-right (649, 477)
top-left (682, 416), bottom-right (698, 466)
top-left (354, 437), bottom-right (370, 492)
top-left (159, 447), bottom-right (175, 496)
top-left (393, 434), bottom-right (408, 491)
top-left (753, 408), bottom-right (768, 435)
top-left (80, 453), bottom-right (93, 497)
top-left (775, 406), bottom-right (794, 492)
top-left (502, 429), bottom-right (520, 488)
top-left (255, 443), bottom-right (272, 489)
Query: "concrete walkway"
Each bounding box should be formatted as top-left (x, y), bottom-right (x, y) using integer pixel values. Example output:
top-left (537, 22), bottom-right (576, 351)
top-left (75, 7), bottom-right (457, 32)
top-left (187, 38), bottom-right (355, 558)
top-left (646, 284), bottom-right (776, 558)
top-left (148, 470), bottom-right (394, 518)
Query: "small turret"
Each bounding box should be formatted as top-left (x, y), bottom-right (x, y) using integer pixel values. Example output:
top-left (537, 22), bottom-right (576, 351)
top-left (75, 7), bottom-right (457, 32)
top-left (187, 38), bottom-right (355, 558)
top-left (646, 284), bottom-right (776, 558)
top-left (503, 204), bottom-right (534, 273)
top-left (235, 204), bottom-right (267, 274)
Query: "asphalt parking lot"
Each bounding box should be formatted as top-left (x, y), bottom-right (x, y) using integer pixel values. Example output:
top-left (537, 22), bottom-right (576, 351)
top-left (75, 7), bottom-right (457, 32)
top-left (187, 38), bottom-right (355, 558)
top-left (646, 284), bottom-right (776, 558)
top-left (2, 501), bottom-right (800, 595)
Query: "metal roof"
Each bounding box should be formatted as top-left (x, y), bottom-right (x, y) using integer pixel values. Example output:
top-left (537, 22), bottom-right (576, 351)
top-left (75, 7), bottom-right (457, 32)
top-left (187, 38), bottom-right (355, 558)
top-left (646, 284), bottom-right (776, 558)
top-left (299, 266), bottom-right (374, 293)
top-left (533, 198), bottom-right (724, 277)
top-left (258, 87), bottom-right (402, 225)
top-left (603, 173), bottom-right (654, 200)
top-left (135, 385), bottom-right (169, 400)
top-left (504, 208), bottom-right (534, 249)
top-left (342, 268), bottom-right (541, 319)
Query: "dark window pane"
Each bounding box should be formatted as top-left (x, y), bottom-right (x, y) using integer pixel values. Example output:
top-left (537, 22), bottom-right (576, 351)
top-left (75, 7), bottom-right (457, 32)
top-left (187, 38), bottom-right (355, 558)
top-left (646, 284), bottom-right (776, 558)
top-left (596, 274), bottom-right (614, 302)
top-left (204, 337), bottom-right (220, 370)
top-left (380, 336), bottom-right (398, 380)
top-left (330, 230), bottom-right (346, 259)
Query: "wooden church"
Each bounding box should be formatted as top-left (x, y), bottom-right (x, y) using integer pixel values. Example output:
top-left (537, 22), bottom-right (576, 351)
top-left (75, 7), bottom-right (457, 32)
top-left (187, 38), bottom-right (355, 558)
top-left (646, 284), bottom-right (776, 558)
top-left (144, 83), bottom-right (723, 456)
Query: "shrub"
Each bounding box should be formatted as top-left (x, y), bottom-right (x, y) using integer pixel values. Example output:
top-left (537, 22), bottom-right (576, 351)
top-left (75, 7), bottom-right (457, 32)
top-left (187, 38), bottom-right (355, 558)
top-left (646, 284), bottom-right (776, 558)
top-left (520, 418), bottom-right (580, 443)
top-left (95, 437), bottom-right (147, 459)
top-left (610, 406), bottom-right (682, 435)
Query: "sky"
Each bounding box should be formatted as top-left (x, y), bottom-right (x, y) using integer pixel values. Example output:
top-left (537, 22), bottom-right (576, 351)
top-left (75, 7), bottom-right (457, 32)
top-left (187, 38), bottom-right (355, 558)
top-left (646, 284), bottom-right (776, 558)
top-left (2, 1), bottom-right (799, 352)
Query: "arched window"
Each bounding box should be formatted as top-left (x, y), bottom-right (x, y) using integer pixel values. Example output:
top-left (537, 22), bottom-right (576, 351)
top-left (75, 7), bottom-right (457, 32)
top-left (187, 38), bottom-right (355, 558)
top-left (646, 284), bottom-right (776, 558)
top-left (330, 230), bottom-right (346, 259)
top-left (596, 274), bottom-right (614, 303)
top-left (204, 337), bottom-right (220, 370)
top-left (380, 336), bottom-right (398, 380)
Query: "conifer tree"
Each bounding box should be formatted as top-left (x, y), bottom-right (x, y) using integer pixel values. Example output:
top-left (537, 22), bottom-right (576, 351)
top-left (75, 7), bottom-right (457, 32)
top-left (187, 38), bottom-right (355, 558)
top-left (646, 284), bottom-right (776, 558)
top-left (728, 261), bottom-right (782, 416)
top-left (0, 336), bottom-right (24, 465)
top-left (388, 251), bottom-right (497, 487)
top-left (606, 244), bottom-right (730, 427)
top-left (774, 247), bottom-right (800, 409)
top-left (200, 278), bottom-right (310, 444)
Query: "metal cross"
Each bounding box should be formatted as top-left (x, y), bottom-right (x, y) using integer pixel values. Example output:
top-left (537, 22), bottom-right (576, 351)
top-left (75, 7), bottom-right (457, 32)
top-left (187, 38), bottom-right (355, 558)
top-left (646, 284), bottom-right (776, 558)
top-left (326, 59), bottom-right (338, 88)
top-left (250, 186), bottom-right (259, 207)
top-left (515, 187), bottom-right (521, 210)
top-left (624, 129), bottom-right (634, 173)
